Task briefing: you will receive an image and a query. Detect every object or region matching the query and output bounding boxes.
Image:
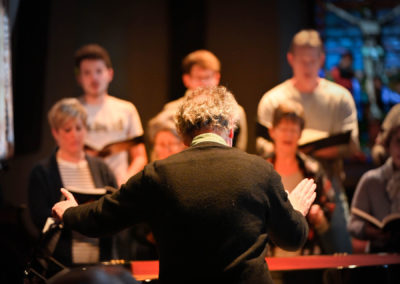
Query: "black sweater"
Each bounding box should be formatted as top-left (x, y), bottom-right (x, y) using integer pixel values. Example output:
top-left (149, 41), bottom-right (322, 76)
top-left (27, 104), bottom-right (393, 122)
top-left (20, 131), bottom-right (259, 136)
top-left (64, 142), bottom-right (308, 283)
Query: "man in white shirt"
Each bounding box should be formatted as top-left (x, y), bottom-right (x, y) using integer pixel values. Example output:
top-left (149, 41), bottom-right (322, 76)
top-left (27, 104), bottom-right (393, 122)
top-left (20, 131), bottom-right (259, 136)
top-left (75, 44), bottom-right (147, 186)
top-left (257, 30), bottom-right (359, 253)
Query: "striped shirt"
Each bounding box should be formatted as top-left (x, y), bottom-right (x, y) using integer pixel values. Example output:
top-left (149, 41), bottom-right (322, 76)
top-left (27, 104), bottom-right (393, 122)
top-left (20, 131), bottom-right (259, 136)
top-left (57, 156), bottom-right (100, 264)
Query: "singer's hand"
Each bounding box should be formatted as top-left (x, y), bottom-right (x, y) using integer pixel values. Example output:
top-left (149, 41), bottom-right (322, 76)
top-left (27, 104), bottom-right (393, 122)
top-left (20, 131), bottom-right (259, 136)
top-left (308, 204), bottom-right (329, 233)
top-left (288, 178), bottom-right (317, 216)
top-left (52, 188), bottom-right (78, 221)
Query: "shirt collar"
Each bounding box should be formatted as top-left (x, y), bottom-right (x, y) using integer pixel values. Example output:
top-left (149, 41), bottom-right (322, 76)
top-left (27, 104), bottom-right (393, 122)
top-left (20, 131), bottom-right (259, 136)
top-left (190, 133), bottom-right (228, 147)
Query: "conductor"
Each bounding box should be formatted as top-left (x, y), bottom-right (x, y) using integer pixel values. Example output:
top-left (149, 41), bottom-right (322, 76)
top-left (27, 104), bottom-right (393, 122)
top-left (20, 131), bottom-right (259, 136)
top-left (52, 86), bottom-right (316, 284)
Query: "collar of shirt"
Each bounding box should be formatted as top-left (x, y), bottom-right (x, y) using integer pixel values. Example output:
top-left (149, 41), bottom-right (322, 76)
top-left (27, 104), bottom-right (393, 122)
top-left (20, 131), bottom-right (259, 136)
top-left (191, 132), bottom-right (228, 147)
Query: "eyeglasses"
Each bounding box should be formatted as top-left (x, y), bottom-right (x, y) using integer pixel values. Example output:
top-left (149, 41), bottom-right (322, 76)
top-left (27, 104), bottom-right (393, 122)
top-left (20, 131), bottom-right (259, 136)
top-left (154, 141), bottom-right (183, 152)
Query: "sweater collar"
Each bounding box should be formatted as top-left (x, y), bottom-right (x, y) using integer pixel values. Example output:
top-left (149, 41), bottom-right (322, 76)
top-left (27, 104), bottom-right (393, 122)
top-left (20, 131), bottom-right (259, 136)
top-left (191, 133), bottom-right (228, 147)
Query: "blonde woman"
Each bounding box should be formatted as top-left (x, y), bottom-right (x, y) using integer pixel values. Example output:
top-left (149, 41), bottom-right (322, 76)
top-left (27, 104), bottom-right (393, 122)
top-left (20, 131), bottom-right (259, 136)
top-left (28, 98), bottom-right (117, 273)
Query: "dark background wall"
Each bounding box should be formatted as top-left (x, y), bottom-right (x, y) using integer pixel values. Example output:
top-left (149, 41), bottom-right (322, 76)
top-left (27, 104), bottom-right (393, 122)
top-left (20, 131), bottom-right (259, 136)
top-left (1, 0), bottom-right (314, 207)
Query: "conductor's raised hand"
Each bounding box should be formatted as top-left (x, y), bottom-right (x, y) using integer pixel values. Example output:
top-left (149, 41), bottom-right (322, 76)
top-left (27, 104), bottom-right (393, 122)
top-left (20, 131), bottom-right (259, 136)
top-left (52, 188), bottom-right (78, 221)
top-left (288, 178), bottom-right (317, 216)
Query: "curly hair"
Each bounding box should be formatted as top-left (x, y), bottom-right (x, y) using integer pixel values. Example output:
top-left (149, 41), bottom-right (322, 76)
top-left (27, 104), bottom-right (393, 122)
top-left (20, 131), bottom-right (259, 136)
top-left (175, 86), bottom-right (239, 138)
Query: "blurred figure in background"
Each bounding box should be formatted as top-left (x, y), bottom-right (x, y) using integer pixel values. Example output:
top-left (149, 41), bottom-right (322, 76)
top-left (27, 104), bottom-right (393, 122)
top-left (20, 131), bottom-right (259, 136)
top-left (330, 51), bottom-right (355, 93)
top-left (147, 110), bottom-right (186, 161)
top-left (74, 44), bottom-right (148, 260)
top-left (118, 111), bottom-right (187, 261)
top-left (349, 114), bottom-right (400, 253)
top-left (257, 29), bottom-right (359, 253)
top-left (372, 103), bottom-right (400, 166)
top-left (75, 44), bottom-right (147, 186)
top-left (160, 49), bottom-right (248, 151)
top-left (28, 98), bottom-right (117, 276)
top-left (52, 86), bottom-right (317, 284)
top-left (267, 102), bottom-right (336, 256)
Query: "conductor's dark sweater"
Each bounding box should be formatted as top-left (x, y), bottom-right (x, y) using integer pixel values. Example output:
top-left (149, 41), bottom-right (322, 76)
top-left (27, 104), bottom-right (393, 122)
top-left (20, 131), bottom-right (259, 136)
top-left (64, 136), bottom-right (308, 283)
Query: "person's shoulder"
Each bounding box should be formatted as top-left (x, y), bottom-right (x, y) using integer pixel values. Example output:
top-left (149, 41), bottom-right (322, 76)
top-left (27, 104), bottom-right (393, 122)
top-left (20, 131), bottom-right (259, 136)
top-left (30, 160), bottom-right (47, 173)
top-left (106, 95), bottom-right (138, 111)
top-left (237, 104), bottom-right (246, 115)
top-left (320, 78), bottom-right (353, 100)
top-left (106, 95), bottom-right (133, 105)
top-left (320, 78), bottom-right (347, 90)
top-left (163, 97), bottom-right (184, 111)
top-left (358, 165), bottom-right (386, 188)
top-left (261, 80), bottom-right (291, 99)
top-left (354, 168), bottom-right (384, 199)
top-left (171, 146), bottom-right (275, 174)
top-left (86, 155), bottom-right (115, 176)
top-left (382, 103), bottom-right (400, 130)
top-left (388, 103), bottom-right (400, 114)
top-left (228, 147), bottom-right (275, 171)
top-left (30, 154), bottom-right (55, 175)
top-left (258, 80), bottom-right (292, 111)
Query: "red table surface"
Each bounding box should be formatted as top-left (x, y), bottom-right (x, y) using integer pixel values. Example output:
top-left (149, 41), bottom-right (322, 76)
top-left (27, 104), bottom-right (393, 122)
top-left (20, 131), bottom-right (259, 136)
top-left (130, 254), bottom-right (400, 281)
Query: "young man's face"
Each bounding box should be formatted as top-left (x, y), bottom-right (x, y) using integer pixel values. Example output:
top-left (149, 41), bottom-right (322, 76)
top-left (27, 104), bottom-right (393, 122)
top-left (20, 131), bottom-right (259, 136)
top-left (287, 46), bottom-right (324, 83)
top-left (77, 59), bottom-right (113, 97)
top-left (182, 64), bottom-right (221, 90)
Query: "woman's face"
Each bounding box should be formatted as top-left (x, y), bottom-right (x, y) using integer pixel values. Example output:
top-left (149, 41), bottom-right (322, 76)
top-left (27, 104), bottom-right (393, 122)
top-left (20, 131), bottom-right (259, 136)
top-left (389, 127), bottom-right (400, 169)
top-left (52, 117), bottom-right (87, 156)
top-left (270, 118), bottom-right (301, 155)
top-left (153, 130), bottom-right (185, 160)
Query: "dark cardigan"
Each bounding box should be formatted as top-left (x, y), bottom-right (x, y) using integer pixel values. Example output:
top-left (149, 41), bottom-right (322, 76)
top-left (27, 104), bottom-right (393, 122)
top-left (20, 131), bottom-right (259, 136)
top-left (28, 150), bottom-right (118, 267)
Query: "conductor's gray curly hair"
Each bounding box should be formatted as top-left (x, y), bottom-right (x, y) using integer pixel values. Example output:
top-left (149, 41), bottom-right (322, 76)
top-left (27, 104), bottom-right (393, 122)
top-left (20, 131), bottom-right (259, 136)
top-left (175, 86), bottom-right (239, 138)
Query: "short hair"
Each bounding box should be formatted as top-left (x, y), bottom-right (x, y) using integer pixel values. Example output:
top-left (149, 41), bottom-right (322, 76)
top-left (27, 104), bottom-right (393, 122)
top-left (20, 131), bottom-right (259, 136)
top-left (74, 44), bottom-right (112, 70)
top-left (175, 86), bottom-right (239, 138)
top-left (288, 29), bottom-right (324, 54)
top-left (147, 110), bottom-right (180, 145)
top-left (381, 104), bottom-right (400, 149)
top-left (383, 124), bottom-right (400, 149)
top-left (272, 101), bottom-right (305, 130)
top-left (182, 50), bottom-right (221, 74)
top-left (48, 98), bottom-right (87, 130)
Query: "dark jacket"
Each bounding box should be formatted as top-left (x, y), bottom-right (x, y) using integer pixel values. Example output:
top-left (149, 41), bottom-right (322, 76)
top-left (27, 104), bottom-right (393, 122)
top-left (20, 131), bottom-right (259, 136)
top-left (64, 142), bottom-right (308, 284)
top-left (28, 150), bottom-right (117, 267)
